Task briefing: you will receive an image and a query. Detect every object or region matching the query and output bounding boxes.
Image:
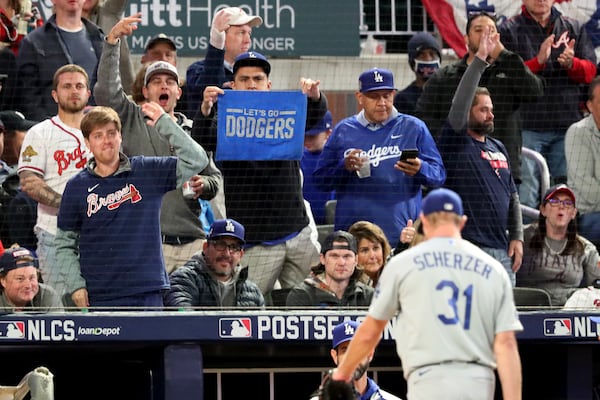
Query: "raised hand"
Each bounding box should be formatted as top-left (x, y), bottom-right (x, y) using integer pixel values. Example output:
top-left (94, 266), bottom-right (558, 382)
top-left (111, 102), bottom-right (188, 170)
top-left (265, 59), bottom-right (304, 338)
top-left (300, 77), bottom-right (321, 100)
top-left (107, 13), bottom-right (142, 45)
top-left (476, 25), bottom-right (499, 62)
top-left (558, 39), bottom-right (575, 69)
top-left (537, 34), bottom-right (555, 65)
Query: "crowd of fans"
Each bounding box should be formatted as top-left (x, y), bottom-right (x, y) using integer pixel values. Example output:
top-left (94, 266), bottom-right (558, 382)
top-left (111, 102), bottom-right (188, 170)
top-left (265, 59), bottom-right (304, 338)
top-left (1, 1), bottom-right (600, 312)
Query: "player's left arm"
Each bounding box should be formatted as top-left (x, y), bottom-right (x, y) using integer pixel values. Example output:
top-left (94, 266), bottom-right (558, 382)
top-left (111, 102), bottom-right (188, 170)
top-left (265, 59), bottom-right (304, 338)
top-left (493, 330), bottom-right (522, 400)
top-left (331, 316), bottom-right (387, 382)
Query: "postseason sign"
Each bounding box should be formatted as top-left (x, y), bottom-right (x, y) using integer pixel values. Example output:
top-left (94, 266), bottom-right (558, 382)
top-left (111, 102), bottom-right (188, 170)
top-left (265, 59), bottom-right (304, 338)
top-left (216, 91), bottom-right (306, 161)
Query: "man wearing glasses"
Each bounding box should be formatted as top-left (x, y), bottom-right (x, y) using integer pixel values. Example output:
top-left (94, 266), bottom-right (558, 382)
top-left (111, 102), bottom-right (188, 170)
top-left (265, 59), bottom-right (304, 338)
top-left (164, 218), bottom-right (265, 309)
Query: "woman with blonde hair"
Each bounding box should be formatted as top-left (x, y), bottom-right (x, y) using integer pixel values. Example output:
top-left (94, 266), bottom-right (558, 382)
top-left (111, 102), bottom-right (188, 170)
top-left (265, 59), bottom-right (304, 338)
top-left (348, 221), bottom-right (391, 287)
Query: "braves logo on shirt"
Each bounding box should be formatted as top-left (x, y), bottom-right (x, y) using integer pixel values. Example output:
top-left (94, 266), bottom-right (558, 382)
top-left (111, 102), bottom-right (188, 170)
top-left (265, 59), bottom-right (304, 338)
top-left (87, 184), bottom-right (142, 216)
top-left (54, 146), bottom-right (87, 176)
top-left (480, 150), bottom-right (508, 178)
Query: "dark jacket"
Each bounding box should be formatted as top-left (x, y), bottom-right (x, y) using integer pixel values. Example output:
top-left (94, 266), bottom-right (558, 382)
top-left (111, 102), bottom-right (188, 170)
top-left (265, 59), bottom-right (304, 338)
top-left (285, 264), bottom-right (374, 307)
top-left (191, 93), bottom-right (328, 244)
top-left (499, 6), bottom-right (596, 132)
top-left (416, 50), bottom-right (543, 182)
top-left (186, 44), bottom-right (233, 117)
top-left (164, 252), bottom-right (265, 308)
top-left (16, 15), bottom-right (104, 121)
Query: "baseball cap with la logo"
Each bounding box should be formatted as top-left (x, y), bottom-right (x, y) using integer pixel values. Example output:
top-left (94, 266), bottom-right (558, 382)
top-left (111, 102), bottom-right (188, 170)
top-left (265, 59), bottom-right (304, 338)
top-left (331, 320), bottom-right (360, 349)
top-left (358, 68), bottom-right (396, 93)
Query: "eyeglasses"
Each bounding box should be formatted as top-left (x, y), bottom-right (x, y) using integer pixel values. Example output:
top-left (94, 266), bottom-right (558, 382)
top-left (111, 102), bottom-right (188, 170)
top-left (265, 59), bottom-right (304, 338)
top-left (546, 198), bottom-right (575, 208)
top-left (210, 241), bottom-right (243, 253)
top-left (467, 10), bottom-right (497, 20)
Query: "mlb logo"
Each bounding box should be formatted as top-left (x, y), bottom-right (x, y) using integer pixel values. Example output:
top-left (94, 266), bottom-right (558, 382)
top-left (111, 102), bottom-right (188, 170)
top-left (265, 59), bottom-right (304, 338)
top-left (219, 318), bottom-right (251, 338)
top-left (544, 318), bottom-right (572, 336)
top-left (0, 321), bottom-right (25, 339)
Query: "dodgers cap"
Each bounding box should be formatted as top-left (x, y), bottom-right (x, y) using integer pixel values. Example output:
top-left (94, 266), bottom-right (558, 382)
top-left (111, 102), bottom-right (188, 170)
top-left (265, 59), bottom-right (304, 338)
top-left (332, 320), bottom-right (360, 349)
top-left (358, 68), bottom-right (396, 93)
top-left (233, 51), bottom-right (271, 76)
top-left (208, 219), bottom-right (246, 244)
top-left (421, 188), bottom-right (464, 216)
top-left (305, 111), bottom-right (332, 136)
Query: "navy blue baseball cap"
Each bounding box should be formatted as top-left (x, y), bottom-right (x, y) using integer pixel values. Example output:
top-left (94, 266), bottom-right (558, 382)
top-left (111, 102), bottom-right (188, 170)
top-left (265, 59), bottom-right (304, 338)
top-left (0, 246), bottom-right (39, 274)
top-left (233, 51), bottom-right (271, 76)
top-left (358, 68), bottom-right (396, 93)
top-left (332, 320), bottom-right (360, 349)
top-left (208, 219), bottom-right (245, 244)
top-left (421, 188), bottom-right (464, 216)
top-left (305, 111), bottom-right (332, 136)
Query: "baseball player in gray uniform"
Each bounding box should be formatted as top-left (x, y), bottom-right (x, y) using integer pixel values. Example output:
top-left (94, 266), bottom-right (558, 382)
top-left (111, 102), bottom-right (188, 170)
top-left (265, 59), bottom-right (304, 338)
top-left (331, 188), bottom-right (523, 400)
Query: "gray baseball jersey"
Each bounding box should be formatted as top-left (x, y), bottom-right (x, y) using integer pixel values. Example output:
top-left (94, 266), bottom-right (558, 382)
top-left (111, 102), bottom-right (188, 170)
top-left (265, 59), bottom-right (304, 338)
top-left (369, 237), bottom-right (523, 379)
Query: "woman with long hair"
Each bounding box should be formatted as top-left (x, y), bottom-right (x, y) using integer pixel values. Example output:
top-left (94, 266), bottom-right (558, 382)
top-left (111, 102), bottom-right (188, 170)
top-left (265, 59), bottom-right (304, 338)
top-left (518, 184), bottom-right (600, 306)
top-left (348, 221), bottom-right (391, 287)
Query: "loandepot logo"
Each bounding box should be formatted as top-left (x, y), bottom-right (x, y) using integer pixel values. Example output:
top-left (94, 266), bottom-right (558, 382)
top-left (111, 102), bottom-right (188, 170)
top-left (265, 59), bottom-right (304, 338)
top-left (77, 326), bottom-right (122, 336)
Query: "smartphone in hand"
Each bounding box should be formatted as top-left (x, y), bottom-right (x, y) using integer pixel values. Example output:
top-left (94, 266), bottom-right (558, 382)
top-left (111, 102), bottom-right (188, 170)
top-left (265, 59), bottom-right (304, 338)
top-left (399, 149), bottom-right (419, 162)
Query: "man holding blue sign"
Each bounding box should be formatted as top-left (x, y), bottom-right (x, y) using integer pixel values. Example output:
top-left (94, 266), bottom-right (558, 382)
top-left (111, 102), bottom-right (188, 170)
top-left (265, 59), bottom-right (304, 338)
top-left (192, 51), bottom-right (327, 296)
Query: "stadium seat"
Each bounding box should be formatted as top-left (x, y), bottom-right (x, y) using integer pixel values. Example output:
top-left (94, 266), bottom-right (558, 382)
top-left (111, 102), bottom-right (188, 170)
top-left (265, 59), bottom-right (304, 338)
top-left (325, 199), bottom-right (337, 225)
top-left (513, 287), bottom-right (553, 311)
top-left (269, 288), bottom-right (293, 307)
top-left (520, 147), bottom-right (551, 221)
top-left (317, 224), bottom-right (334, 246)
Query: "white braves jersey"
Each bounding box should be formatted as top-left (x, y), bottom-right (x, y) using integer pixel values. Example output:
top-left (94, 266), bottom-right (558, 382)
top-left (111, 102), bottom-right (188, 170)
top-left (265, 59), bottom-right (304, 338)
top-left (369, 237), bottom-right (523, 379)
top-left (563, 287), bottom-right (600, 310)
top-left (17, 116), bottom-right (89, 235)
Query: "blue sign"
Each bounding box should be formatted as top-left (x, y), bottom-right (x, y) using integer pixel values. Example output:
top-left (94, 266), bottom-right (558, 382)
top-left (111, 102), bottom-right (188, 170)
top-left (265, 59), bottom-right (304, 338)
top-left (216, 91), bottom-right (306, 161)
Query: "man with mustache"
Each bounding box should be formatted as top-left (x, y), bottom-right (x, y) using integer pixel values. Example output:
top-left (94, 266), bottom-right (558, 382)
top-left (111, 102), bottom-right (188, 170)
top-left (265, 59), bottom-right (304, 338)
top-left (17, 64), bottom-right (91, 300)
top-left (164, 218), bottom-right (264, 308)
